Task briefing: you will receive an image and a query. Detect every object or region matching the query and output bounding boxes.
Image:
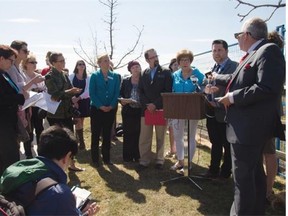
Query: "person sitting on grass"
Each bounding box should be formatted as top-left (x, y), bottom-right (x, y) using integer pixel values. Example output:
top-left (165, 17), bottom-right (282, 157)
top-left (0, 126), bottom-right (100, 215)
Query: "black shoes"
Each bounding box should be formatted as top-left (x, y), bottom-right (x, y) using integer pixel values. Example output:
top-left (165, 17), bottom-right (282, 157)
top-left (104, 161), bottom-right (113, 165)
top-left (154, 163), bottom-right (164, 170)
top-left (136, 164), bottom-right (148, 172)
top-left (200, 170), bottom-right (219, 179)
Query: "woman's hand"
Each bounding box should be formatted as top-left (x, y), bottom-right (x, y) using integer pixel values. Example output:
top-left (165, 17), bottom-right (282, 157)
top-left (82, 202), bottom-right (100, 216)
top-left (65, 87), bottom-right (82, 95)
top-left (32, 74), bottom-right (45, 84)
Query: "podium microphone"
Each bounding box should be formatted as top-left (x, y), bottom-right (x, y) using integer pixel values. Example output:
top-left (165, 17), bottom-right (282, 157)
top-left (190, 75), bottom-right (201, 92)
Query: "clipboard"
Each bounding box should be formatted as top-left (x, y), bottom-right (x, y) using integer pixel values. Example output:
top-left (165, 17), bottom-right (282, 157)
top-left (144, 109), bottom-right (166, 125)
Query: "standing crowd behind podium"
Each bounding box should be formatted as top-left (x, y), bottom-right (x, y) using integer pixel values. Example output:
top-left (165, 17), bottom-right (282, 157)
top-left (0, 17), bottom-right (285, 216)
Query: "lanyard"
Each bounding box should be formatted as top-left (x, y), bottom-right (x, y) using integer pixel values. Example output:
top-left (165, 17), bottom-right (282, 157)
top-left (2, 73), bottom-right (20, 93)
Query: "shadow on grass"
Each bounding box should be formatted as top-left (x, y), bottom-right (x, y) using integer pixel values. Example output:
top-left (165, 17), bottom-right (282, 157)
top-left (69, 135), bottom-right (285, 215)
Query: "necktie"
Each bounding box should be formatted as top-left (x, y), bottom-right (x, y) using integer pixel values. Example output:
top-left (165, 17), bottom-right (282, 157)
top-left (239, 53), bottom-right (249, 64)
top-left (225, 53), bottom-right (249, 93)
top-left (213, 64), bottom-right (221, 72)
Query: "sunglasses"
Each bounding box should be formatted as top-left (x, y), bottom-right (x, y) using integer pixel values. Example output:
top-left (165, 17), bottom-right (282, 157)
top-left (28, 61), bottom-right (38, 64)
top-left (234, 32), bottom-right (251, 39)
top-left (78, 63), bottom-right (85, 66)
top-left (21, 49), bottom-right (29, 54)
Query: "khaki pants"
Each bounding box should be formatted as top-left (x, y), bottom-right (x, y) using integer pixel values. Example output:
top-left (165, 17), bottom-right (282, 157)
top-left (138, 117), bottom-right (167, 166)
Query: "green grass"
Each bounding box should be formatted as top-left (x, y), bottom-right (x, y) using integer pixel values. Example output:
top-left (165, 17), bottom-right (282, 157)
top-left (68, 118), bottom-right (286, 216)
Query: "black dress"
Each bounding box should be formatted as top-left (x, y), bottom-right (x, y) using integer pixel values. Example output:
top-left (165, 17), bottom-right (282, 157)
top-left (73, 76), bottom-right (90, 117)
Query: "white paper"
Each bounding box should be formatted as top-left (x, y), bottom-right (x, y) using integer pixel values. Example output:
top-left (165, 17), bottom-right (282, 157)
top-left (36, 92), bottom-right (61, 114)
top-left (22, 91), bottom-right (43, 110)
top-left (118, 97), bottom-right (137, 103)
top-left (21, 92), bottom-right (61, 115)
top-left (71, 186), bottom-right (91, 208)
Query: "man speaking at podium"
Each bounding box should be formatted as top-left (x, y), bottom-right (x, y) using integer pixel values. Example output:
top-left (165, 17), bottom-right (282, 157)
top-left (213, 18), bottom-right (285, 215)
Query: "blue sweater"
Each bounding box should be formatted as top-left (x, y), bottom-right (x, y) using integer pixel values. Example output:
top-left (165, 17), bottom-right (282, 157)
top-left (89, 70), bottom-right (120, 109)
top-left (172, 67), bottom-right (204, 93)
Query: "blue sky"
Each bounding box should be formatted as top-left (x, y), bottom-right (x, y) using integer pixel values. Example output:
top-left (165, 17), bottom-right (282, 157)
top-left (0, 0), bottom-right (286, 75)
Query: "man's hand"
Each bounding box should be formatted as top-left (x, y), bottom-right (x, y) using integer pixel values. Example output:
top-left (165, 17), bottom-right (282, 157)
top-left (218, 93), bottom-right (232, 111)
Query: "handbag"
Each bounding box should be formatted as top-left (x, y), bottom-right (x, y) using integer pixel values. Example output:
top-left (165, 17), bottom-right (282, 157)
top-left (144, 109), bottom-right (166, 126)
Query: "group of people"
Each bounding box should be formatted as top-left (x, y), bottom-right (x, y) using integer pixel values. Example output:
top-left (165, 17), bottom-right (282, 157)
top-left (0, 16), bottom-right (285, 215)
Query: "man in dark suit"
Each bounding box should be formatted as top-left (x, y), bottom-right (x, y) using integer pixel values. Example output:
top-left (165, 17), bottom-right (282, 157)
top-left (214, 18), bottom-right (285, 215)
top-left (204, 40), bottom-right (238, 179)
top-left (138, 48), bottom-right (172, 170)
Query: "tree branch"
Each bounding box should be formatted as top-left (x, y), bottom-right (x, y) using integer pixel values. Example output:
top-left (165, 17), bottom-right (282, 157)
top-left (233, 0), bottom-right (286, 22)
top-left (114, 25), bottom-right (144, 69)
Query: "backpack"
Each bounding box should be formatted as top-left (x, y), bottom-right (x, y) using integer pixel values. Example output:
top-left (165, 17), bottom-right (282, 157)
top-left (0, 178), bottom-right (57, 216)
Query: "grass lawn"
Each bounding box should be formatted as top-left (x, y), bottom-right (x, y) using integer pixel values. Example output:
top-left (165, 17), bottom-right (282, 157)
top-left (66, 114), bottom-right (286, 216)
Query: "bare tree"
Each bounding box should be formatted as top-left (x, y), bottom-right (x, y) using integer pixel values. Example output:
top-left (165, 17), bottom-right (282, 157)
top-left (73, 0), bottom-right (144, 70)
top-left (232, 0), bottom-right (286, 22)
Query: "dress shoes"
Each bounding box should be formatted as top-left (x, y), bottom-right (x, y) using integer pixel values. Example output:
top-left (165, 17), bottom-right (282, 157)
top-left (154, 163), bottom-right (164, 170)
top-left (136, 164), bottom-right (148, 172)
top-left (200, 170), bottom-right (219, 179)
top-left (170, 163), bottom-right (184, 171)
top-left (104, 161), bottom-right (113, 165)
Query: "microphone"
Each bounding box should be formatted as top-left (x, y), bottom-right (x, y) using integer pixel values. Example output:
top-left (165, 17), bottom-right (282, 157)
top-left (190, 75), bottom-right (201, 92)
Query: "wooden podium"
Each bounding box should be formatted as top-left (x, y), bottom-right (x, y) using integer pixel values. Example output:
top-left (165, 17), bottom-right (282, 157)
top-left (161, 93), bottom-right (206, 190)
top-left (162, 93), bottom-right (206, 120)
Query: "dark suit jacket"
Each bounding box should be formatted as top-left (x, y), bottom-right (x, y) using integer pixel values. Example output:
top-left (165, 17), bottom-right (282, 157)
top-left (213, 59), bottom-right (238, 122)
top-left (0, 71), bottom-right (25, 127)
top-left (217, 41), bottom-right (285, 145)
top-left (138, 65), bottom-right (172, 116)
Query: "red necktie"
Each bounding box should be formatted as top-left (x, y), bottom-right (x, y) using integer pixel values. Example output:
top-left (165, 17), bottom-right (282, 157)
top-left (239, 53), bottom-right (249, 64)
top-left (225, 53), bottom-right (249, 93)
top-left (225, 53), bottom-right (249, 94)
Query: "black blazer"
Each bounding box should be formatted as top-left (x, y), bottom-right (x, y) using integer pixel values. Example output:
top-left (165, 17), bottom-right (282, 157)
top-left (0, 71), bottom-right (25, 127)
top-left (120, 76), bottom-right (140, 115)
top-left (217, 41), bottom-right (285, 144)
top-left (138, 65), bottom-right (172, 116)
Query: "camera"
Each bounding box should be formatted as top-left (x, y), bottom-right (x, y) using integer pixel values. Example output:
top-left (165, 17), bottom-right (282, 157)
top-left (71, 107), bottom-right (81, 117)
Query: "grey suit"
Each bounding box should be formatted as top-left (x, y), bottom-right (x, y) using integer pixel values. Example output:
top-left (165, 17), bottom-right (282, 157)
top-left (206, 59), bottom-right (238, 177)
top-left (216, 41), bottom-right (285, 215)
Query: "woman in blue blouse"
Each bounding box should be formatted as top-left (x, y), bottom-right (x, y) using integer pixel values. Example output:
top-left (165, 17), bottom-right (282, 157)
top-left (170, 49), bottom-right (204, 174)
top-left (89, 54), bottom-right (120, 166)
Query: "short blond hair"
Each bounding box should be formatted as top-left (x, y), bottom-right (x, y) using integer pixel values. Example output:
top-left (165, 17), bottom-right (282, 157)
top-left (22, 53), bottom-right (36, 70)
top-left (97, 53), bottom-right (110, 65)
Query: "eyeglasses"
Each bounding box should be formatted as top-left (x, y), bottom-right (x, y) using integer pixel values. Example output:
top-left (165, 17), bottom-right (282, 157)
top-left (234, 32), bottom-right (251, 39)
top-left (180, 58), bottom-right (190, 62)
top-left (6, 58), bottom-right (15, 64)
top-left (234, 32), bottom-right (244, 39)
top-left (78, 63), bottom-right (85, 66)
top-left (21, 49), bottom-right (29, 54)
top-left (28, 61), bottom-right (38, 64)
top-left (56, 59), bottom-right (65, 63)
top-left (148, 55), bottom-right (158, 60)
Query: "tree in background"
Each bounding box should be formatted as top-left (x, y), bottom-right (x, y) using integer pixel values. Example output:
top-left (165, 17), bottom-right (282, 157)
top-left (232, 0), bottom-right (286, 22)
top-left (73, 0), bottom-right (144, 70)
